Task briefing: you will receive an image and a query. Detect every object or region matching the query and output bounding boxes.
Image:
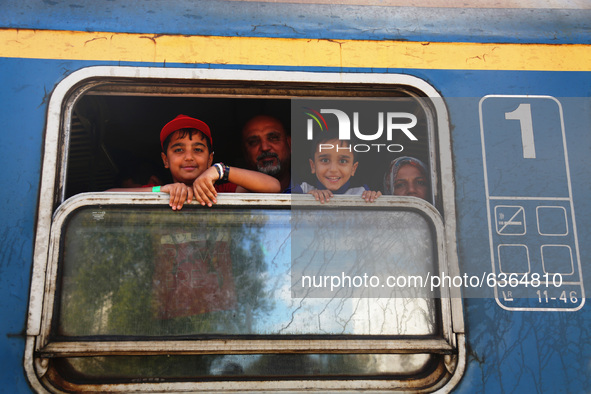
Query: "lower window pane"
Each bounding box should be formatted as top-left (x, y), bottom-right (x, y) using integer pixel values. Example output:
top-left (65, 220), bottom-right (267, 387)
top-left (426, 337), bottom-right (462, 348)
top-left (52, 353), bottom-right (437, 382)
top-left (57, 205), bottom-right (437, 337)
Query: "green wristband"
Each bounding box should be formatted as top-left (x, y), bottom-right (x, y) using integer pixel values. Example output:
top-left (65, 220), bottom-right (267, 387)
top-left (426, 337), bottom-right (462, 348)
top-left (152, 186), bottom-right (161, 192)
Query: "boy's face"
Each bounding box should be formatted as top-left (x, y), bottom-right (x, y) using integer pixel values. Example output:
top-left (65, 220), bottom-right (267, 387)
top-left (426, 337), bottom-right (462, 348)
top-left (309, 139), bottom-right (358, 191)
top-left (161, 130), bottom-right (213, 185)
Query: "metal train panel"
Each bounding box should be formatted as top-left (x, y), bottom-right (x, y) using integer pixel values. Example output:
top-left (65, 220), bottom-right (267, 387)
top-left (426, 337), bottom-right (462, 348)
top-left (1, 0), bottom-right (590, 392)
top-left (2, 0), bottom-right (591, 44)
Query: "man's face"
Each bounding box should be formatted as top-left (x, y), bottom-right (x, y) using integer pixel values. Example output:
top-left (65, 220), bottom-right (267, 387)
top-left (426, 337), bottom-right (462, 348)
top-left (242, 116), bottom-right (291, 177)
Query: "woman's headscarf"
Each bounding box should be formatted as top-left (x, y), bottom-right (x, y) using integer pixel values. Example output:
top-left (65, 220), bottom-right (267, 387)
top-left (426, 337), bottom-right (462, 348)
top-left (383, 156), bottom-right (429, 195)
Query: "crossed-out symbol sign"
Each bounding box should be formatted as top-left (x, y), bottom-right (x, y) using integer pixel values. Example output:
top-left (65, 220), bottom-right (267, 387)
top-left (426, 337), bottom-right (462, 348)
top-left (495, 205), bottom-right (526, 235)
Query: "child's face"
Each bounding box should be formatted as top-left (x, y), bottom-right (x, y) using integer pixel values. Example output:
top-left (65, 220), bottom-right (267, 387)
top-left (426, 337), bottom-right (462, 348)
top-left (309, 139), bottom-right (358, 191)
top-left (161, 131), bottom-right (213, 185)
top-left (394, 164), bottom-right (428, 200)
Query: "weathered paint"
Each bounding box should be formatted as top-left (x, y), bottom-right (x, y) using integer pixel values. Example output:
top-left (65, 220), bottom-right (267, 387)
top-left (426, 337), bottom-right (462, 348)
top-left (2, 29), bottom-right (591, 71)
top-left (1, 0), bottom-right (590, 392)
top-left (1, 0), bottom-right (591, 44)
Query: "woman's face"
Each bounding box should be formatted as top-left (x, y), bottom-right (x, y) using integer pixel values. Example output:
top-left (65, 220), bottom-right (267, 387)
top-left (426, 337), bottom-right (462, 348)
top-left (393, 164), bottom-right (429, 200)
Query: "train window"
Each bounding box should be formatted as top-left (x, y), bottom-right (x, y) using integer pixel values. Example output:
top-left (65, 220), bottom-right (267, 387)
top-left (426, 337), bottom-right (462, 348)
top-left (26, 67), bottom-right (464, 392)
top-left (57, 203), bottom-right (437, 338)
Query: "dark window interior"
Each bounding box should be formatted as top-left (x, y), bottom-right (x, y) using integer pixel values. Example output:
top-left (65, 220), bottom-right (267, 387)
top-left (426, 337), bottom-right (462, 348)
top-left (67, 95), bottom-right (291, 198)
top-left (65, 82), bottom-right (433, 202)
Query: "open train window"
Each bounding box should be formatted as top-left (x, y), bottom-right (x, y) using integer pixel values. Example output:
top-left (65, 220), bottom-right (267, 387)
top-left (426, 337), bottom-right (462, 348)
top-left (26, 67), bottom-right (464, 392)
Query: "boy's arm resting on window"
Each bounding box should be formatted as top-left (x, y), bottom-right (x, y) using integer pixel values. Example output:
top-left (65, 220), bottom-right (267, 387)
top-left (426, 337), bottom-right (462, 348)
top-left (227, 167), bottom-right (281, 193)
top-left (107, 165), bottom-right (281, 209)
top-left (192, 167), bottom-right (220, 207)
top-left (192, 165), bottom-right (281, 207)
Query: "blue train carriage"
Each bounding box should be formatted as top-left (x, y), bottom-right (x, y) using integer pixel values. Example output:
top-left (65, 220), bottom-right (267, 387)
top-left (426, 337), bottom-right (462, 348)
top-left (1, 0), bottom-right (590, 392)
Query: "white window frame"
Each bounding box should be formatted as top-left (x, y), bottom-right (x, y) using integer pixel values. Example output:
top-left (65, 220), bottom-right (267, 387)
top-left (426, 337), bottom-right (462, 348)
top-left (25, 66), bottom-right (465, 393)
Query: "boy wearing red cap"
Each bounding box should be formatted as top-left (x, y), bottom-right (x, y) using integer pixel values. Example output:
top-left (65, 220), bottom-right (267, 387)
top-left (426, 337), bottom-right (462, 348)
top-left (111, 114), bottom-right (280, 210)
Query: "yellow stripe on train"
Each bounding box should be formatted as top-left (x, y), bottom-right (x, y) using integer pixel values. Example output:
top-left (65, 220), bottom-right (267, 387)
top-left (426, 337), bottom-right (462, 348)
top-left (1, 28), bottom-right (591, 71)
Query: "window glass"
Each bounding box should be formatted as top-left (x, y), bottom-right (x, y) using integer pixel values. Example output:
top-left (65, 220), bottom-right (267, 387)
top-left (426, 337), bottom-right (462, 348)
top-left (58, 205), bottom-right (437, 337)
top-left (54, 353), bottom-right (435, 383)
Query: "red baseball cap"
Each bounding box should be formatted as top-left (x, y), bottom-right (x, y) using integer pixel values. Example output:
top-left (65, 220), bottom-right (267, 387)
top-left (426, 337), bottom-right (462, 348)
top-left (160, 114), bottom-right (212, 149)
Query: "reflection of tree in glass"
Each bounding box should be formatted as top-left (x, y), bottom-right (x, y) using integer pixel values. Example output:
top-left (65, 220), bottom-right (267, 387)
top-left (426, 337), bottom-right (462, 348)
top-left (290, 208), bottom-right (437, 335)
top-left (60, 207), bottom-right (271, 336)
top-left (59, 209), bottom-right (157, 337)
top-left (223, 210), bottom-right (274, 333)
top-left (57, 207), bottom-right (272, 377)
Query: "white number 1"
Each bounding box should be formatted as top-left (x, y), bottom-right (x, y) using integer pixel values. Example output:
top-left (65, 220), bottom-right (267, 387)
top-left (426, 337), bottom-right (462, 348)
top-left (505, 103), bottom-right (536, 159)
